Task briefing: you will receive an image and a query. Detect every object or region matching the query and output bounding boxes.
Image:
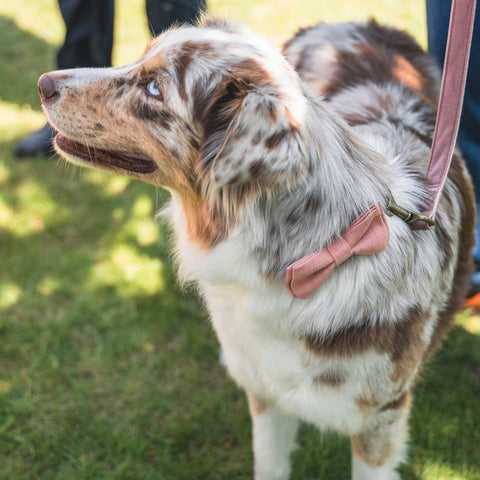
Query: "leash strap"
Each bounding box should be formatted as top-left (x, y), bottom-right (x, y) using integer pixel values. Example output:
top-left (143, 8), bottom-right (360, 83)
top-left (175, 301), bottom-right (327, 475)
top-left (411, 0), bottom-right (477, 229)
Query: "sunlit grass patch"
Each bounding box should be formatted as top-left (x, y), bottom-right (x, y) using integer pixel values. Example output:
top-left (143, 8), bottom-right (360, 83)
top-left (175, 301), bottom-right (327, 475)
top-left (209, 0), bottom-right (427, 47)
top-left (0, 178), bottom-right (69, 236)
top-left (0, 163), bottom-right (11, 185)
top-left (88, 244), bottom-right (165, 296)
top-left (36, 276), bottom-right (62, 297)
top-left (105, 176), bottom-right (130, 196)
top-left (421, 461), bottom-right (471, 480)
top-left (460, 312), bottom-right (480, 335)
top-left (0, 282), bottom-right (23, 310)
top-left (0, 103), bottom-right (46, 142)
top-left (0, 0), bottom-right (62, 45)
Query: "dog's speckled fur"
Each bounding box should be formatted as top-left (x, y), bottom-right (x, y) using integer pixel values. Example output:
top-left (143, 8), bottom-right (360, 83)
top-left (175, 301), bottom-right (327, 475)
top-left (40, 17), bottom-right (474, 480)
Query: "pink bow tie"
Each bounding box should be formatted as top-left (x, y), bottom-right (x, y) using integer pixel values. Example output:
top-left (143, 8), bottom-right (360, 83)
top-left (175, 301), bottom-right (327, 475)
top-left (285, 203), bottom-right (389, 299)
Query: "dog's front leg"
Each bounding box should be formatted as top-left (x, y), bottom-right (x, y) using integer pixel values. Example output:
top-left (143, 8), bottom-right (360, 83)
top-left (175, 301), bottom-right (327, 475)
top-left (350, 392), bottom-right (411, 480)
top-left (247, 394), bottom-right (299, 480)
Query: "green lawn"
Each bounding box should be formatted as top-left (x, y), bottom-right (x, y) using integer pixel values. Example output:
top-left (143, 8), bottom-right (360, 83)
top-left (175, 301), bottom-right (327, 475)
top-left (0, 1), bottom-right (479, 479)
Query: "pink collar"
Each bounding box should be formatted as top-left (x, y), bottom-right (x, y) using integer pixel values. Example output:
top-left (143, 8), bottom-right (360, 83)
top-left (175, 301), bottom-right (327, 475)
top-left (285, 203), bottom-right (389, 299)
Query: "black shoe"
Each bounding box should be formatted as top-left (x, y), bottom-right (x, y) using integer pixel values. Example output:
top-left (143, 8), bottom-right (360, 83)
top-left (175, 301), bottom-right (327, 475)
top-left (14, 123), bottom-right (56, 158)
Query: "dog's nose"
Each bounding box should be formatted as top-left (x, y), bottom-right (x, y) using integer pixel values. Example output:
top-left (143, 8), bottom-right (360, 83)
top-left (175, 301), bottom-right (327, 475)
top-left (38, 73), bottom-right (59, 101)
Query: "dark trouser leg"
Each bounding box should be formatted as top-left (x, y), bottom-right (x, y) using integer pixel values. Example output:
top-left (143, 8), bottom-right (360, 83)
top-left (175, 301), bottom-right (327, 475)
top-left (146, 0), bottom-right (206, 36)
top-left (57, 0), bottom-right (115, 68)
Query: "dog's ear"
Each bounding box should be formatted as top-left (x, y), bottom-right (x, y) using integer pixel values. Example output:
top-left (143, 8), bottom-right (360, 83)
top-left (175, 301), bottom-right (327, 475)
top-left (199, 74), bottom-right (309, 188)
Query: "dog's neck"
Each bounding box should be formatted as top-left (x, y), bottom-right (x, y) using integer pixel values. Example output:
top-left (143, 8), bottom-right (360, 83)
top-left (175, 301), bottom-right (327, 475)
top-left (169, 91), bottom-right (391, 280)
top-left (242, 96), bottom-right (392, 278)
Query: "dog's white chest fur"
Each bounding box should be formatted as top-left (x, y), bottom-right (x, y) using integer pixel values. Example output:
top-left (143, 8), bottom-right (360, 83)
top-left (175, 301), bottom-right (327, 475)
top-left (175, 229), bottom-right (391, 436)
top-left (203, 279), bottom-right (393, 435)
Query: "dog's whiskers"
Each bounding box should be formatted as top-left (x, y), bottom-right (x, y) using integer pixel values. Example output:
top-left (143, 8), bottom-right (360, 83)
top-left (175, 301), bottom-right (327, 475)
top-left (81, 132), bottom-right (94, 163)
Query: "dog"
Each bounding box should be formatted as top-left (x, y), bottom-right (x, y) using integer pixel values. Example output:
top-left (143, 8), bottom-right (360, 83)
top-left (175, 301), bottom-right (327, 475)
top-left (39, 16), bottom-right (474, 480)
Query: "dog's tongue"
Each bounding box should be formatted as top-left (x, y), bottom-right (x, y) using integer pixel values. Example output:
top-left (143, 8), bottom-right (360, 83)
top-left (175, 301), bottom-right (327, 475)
top-left (55, 135), bottom-right (157, 174)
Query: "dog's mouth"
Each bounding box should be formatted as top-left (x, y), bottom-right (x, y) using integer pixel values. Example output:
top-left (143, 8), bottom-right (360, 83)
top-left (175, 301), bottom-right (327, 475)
top-left (55, 135), bottom-right (157, 174)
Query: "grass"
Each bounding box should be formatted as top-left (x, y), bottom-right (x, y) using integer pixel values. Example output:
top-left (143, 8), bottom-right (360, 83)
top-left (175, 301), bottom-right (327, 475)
top-left (0, 1), bottom-right (479, 479)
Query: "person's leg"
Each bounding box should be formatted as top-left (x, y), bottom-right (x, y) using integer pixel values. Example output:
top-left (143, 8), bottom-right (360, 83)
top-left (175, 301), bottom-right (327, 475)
top-left (15, 0), bottom-right (115, 158)
top-left (146, 0), bottom-right (206, 37)
top-left (426, 0), bottom-right (480, 292)
top-left (57, 0), bottom-right (115, 69)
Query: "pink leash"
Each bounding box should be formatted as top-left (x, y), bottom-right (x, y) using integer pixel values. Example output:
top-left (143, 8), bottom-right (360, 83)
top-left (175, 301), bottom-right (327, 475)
top-left (286, 0), bottom-right (477, 298)
top-left (410, 0), bottom-right (477, 229)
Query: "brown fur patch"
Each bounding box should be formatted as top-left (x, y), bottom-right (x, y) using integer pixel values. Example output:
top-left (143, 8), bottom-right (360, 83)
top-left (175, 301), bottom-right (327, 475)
top-left (251, 131), bottom-right (263, 146)
top-left (305, 307), bottom-right (428, 385)
top-left (313, 372), bottom-right (346, 387)
top-left (172, 41), bottom-right (216, 101)
top-left (264, 98), bottom-right (279, 124)
top-left (157, 110), bottom-right (175, 130)
top-left (233, 58), bottom-right (273, 88)
top-left (380, 391), bottom-right (411, 412)
top-left (392, 54), bottom-right (425, 93)
top-left (248, 159), bottom-right (268, 179)
top-left (362, 19), bottom-right (439, 104)
top-left (138, 54), bottom-right (168, 78)
top-left (303, 193), bottom-right (321, 214)
top-left (293, 19), bottom-right (439, 105)
top-left (264, 129), bottom-right (289, 150)
top-left (128, 102), bottom-right (173, 126)
top-left (247, 394), bottom-right (268, 416)
top-left (322, 41), bottom-right (394, 98)
top-left (180, 196), bottom-right (229, 249)
top-left (351, 433), bottom-right (396, 467)
top-left (193, 76), bottom-right (244, 151)
top-left (305, 320), bottom-right (382, 357)
top-left (389, 308), bottom-right (427, 384)
top-left (173, 43), bottom-right (197, 101)
top-left (193, 58), bottom-right (271, 147)
top-left (355, 396), bottom-right (372, 416)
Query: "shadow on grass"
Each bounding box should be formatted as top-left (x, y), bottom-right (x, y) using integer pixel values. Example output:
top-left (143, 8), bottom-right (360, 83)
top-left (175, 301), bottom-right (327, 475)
top-left (0, 143), bottom-right (236, 479)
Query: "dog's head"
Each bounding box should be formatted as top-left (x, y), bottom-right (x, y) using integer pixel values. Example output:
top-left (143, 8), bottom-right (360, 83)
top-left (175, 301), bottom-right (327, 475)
top-left (40, 17), bottom-right (309, 199)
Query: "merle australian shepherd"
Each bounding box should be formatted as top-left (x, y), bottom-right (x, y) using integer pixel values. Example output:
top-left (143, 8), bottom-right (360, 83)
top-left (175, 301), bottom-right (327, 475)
top-left (38, 16), bottom-right (474, 480)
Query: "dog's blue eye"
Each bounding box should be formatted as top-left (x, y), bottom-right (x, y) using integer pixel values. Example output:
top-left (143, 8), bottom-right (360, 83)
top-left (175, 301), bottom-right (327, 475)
top-left (146, 80), bottom-right (162, 98)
